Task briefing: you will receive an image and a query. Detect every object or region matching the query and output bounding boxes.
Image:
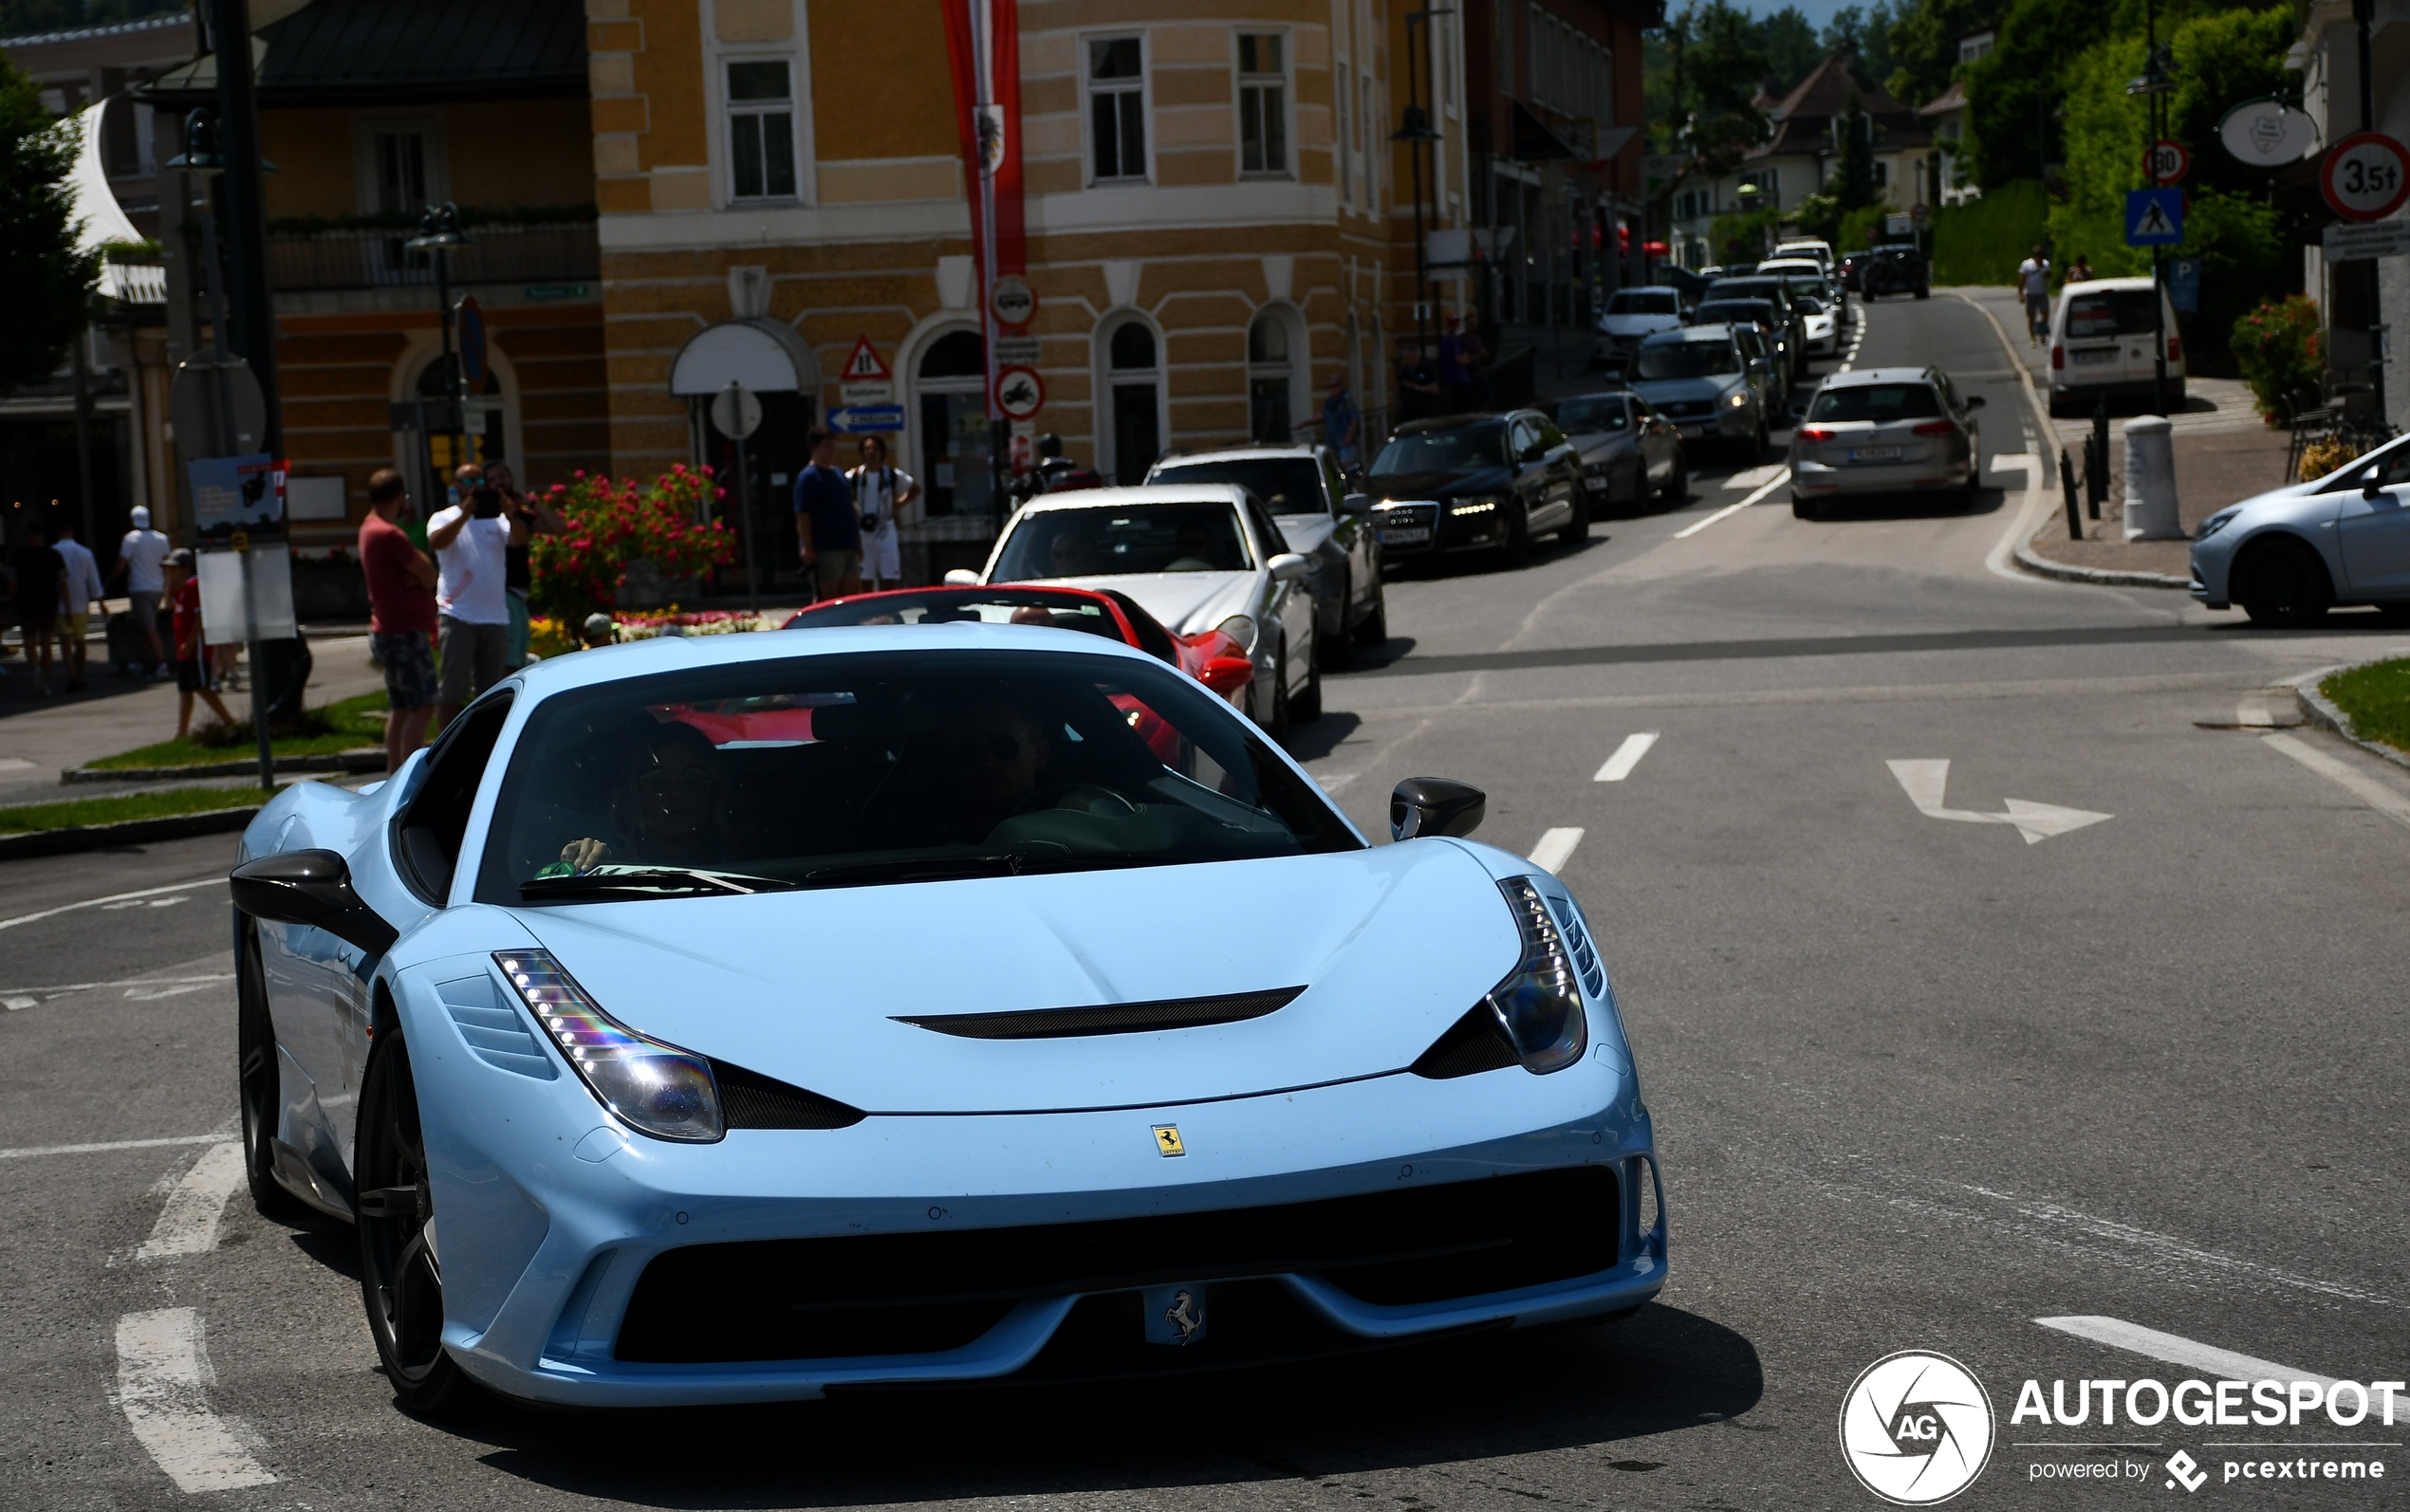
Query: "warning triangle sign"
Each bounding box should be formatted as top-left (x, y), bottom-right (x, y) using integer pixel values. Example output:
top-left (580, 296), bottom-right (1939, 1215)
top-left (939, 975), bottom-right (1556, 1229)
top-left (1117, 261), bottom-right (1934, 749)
top-left (842, 336), bottom-right (891, 382)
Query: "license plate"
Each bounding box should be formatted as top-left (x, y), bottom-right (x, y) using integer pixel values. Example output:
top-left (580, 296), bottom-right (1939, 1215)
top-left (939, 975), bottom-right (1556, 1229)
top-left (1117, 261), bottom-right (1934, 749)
top-left (1682, 424), bottom-right (1712, 437)
top-left (2070, 348), bottom-right (2118, 365)
top-left (1848, 446), bottom-right (1902, 463)
top-left (1379, 526), bottom-right (1430, 544)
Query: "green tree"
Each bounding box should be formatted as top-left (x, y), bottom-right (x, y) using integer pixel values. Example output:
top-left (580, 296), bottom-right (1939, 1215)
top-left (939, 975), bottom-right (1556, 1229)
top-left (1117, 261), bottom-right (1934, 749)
top-left (1964, 0), bottom-right (2121, 190)
top-left (1831, 91), bottom-right (1878, 211)
top-left (0, 54), bottom-right (97, 390)
top-left (1884, 0), bottom-right (2006, 106)
top-left (1688, 0), bottom-right (1772, 116)
top-left (1759, 6), bottom-right (1825, 92)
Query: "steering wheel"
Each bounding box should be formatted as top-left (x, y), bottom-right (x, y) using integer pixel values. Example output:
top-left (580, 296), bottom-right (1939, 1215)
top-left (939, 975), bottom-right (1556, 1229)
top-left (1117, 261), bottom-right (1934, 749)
top-left (1010, 783), bottom-right (1140, 819)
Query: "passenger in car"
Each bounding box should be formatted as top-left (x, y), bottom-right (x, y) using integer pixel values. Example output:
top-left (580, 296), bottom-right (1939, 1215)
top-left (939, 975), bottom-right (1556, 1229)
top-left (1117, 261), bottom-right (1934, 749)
top-left (547, 719), bottom-right (736, 875)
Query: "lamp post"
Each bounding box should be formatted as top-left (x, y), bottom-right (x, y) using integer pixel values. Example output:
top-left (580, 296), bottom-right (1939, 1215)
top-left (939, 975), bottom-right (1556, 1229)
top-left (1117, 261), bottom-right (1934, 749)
top-left (1393, 9), bottom-right (1451, 378)
top-left (404, 203), bottom-right (473, 495)
top-left (2125, 18), bottom-right (2177, 416)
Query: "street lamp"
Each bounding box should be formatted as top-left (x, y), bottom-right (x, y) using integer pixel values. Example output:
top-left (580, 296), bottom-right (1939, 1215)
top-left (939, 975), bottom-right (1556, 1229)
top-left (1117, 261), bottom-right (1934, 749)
top-left (1393, 10), bottom-right (1451, 378)
top-left (405, 202), bottom-right (473, 489)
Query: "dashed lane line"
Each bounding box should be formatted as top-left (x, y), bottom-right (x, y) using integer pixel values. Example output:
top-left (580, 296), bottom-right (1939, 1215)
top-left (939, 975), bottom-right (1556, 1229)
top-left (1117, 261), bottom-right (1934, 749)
top-left (2262, 732), bottom-right (2410, 833)
top-left (1529, 827), bottom-right (1584, 875)
top-left (2035, 1317), bottom-right (2345, 1393)
top-left (1593, 733), bottom-right (1660, 783)
top-left (1673, 469), bottom-right (1791, 539)
top-left (137, 1142), bottom-right (247, 1261)
top-left (0, 1134), bottom-right (228, 1162)
top-left (0, 876), bottom-right (226, 932)
top-left (113, 1309), bottom-right (277, 1493)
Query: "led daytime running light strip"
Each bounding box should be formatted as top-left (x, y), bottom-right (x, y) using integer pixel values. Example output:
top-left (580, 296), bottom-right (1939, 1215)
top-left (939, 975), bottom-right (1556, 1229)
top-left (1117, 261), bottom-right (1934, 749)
top-left (496, 950), bottom-right (653, 1068)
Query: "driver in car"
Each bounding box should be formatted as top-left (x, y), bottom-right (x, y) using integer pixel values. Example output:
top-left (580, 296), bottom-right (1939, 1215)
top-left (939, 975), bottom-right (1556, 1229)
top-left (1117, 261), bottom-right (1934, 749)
top-left (545, 718), bottom-right (733, 876)
top-left (936, 691), bottom-right (1056, 839)
top-left (1047, 529), bottom-right (1101, 577)
top-left (1165, 521), bottom-right (1219, 571)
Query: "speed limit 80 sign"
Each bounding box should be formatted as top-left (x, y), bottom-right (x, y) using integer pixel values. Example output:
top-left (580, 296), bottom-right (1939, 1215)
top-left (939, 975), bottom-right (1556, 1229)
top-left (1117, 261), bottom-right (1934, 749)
top-left (2321, 132), bottom-right (2410, 222)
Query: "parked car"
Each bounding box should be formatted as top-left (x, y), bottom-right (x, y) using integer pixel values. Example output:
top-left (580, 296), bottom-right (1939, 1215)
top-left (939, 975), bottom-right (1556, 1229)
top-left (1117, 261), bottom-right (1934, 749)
top-left (967, 485), bottom-right (1323, 728)
top-left (1629, 326), bottom-right (1767, 458)
top-left (1554, 388), bottom-right (1688, 510)
top-left (1724, 321), bottom-right (1789, 416)
top-left (1143, 443), bottom-right (1387, 662)
top-left (1789, 366), bottom-right (1983, 518)
top-left (225, 630), bottom-right (1665, 1410)
top-left (1362, 411), bottom-right (1588, 566)
top-left (1691, 299), bottom-right (1794, 404)
top-left (1859, 245), bottom-right (1930, 300)
top-left (1774, 237), bottom-right (1836, 275)
top-left (2188, 431), bottom-right (2410, 626)
top-left (784, 582), bottom-right (1253, 710)
top-left (2047, 277), bottom-right (2186, 417)
top-left (1704, 276), bottom-right (1809, 376)
top-left (1592, 286), bottom-right (1689, 370)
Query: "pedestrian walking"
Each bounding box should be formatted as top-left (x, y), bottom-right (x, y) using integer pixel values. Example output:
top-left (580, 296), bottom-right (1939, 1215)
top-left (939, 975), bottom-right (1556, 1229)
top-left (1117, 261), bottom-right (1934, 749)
top-left (2067, 254), bottom-right (2094, 285)
top-left (2018, 245), bottom-right (2051, 344)
top-left (10, 521), bottom-right (64, 696)
top-left (164, 548), bottom-right (235, 737)
top-left (425, 473), bottom-right (518, 727)
top-left (846, 434), bottom-right (917, 592)
top-left (112, 504), bottom-right (171, 677)
top-left (1322, 371), bottom-right (1361, 470)
top-left (792, 431), bottom-right (861, 600)
top-left (484, 460), bottom-right (564, 669)
top-left (359, 468), bottom-right (439, 772)
top-left (50, 516), bottom-right (104, 692)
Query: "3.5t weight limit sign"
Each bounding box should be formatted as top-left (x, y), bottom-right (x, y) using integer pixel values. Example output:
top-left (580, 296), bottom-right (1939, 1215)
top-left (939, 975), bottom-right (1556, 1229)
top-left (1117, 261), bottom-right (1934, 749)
top-left (2322, 132), bottom-right (2410, 223)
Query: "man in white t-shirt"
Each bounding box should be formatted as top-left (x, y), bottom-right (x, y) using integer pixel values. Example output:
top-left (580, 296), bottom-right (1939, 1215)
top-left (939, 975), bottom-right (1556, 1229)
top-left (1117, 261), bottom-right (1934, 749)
top-left (846, 433), bottom-right (918, 591)
top-left (2017, 246), bottom-right (2051, 345)
top-left (113, 504), bottom-right (173, 677)
top-left (425, 480), bottom-right (520, 723)
top-left (50, 516), bottom-right (106, 691)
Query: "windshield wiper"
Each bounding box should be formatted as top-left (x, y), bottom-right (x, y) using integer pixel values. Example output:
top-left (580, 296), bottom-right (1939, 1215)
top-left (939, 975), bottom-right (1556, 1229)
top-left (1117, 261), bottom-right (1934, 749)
top-left (802, 854), bottom-right (1184, 889)
top-left (520, 868), bottom-right (799, 899)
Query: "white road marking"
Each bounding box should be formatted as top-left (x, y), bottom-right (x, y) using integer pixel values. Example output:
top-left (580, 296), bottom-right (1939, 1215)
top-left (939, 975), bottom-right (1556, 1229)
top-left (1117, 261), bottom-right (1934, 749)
top-left (2035, 1317), bottom-right (2344, 1392)
top-left (0, 876), bottom-right (226, 933)
top-left (0, 973), bottom-right (233, 998)
top-left (1528, 827), bottom-right (1584, 875)
top-left (1981, 454), bottom-right (2056, 583)
top-left (113, 1309), bottom-right (277, 1493)
top-left (2262, 732), bottom-right (2410, 832)
top-left (1593, 732), bottom-right (1660, 783)
top-left (1724, 463), bottom-right (1786, 489)
top-left (1314, 772), bottom-right (1358, 793)
top-left (0, 756), bottom-right (35, 773)
top-left (0, 1134), bottom-right (228, 1161)
top-left (2, 995), bottom-right (34, 1011)
top-left (1674, 469), bottom-right (1791, 539)
top-left (137, 1142), bottom-right (248, 1261)
top-left (2235, 695), bottom-right (2276, 728)
top-left (1888, 759), bottom-right (2112, 843)
top-left (102, 894), bottom-right (191, 911)
top-left (124, 983), bottom-right (214, 1001)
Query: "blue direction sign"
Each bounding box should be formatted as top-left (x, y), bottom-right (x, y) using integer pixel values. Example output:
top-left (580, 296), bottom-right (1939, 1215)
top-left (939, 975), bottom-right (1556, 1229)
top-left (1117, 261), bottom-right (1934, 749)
top-left (2125, 189), bottom-right (2184, 246)
top-left (827, 404), bottom-right (904, 433)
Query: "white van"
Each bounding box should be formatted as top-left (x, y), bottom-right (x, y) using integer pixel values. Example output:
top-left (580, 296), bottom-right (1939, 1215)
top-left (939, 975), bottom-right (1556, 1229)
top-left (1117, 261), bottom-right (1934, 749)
top-left (1774, 238), bottom-right (1836, 275)
top-left (2048, 277), bottom-right (2186, 416)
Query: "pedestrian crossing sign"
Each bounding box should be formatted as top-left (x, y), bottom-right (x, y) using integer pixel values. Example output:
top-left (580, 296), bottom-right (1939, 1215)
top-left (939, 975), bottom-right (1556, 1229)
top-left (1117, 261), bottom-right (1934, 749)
top-left (2125, 189), bottom-right (2183, 247)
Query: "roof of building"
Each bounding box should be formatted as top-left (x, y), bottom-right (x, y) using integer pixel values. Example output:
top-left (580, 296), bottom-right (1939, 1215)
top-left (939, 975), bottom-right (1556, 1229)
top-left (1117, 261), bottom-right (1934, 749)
top-left (1917, 79), bottom-right (1970, 116)
top-left (140, 0), bottom-right (585, 106)
top-left (1752, 51), bottom-right (1932, 158)
top-left (0, 10), bottom-right (191, 51)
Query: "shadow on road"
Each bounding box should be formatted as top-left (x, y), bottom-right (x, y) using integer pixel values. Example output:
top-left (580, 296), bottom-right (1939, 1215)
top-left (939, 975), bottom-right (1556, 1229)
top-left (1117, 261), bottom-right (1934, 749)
top-left (459, 1303), bottom-right (1764, 1506)
top-left (1797, 485), bottom-right (2006, 522)
top-left (1278, 710), bottom-right (1361, 764)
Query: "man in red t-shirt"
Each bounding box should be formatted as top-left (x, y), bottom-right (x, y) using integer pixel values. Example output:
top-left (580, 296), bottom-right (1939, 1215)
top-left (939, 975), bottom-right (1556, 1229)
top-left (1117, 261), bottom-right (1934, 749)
top-left (358, 468), bottom-right (441, 771)
top-left (165, 548), bottom-right (236, 737)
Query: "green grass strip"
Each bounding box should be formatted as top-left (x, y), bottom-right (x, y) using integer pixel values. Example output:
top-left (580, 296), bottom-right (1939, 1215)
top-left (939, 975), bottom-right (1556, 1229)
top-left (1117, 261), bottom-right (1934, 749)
top-left (0, 784), bottom-right (274, 835)
top-left (87, 691), bottom-right (391, 770)
top-left (2322, 657), bottom-right (2410, 756)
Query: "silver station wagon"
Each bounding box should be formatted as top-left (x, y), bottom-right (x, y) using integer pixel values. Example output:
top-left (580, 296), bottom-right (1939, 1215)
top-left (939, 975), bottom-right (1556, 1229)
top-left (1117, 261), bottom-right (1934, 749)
top-left (1789, 367), bottom-right (1984, 519)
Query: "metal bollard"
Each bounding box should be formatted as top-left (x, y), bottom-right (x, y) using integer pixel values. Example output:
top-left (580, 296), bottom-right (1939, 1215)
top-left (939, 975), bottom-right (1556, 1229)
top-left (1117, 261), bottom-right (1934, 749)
top-left (2088, 401), bottom-right (2110, 518)
top-left (2061, 448), bottom-right (2083, 540)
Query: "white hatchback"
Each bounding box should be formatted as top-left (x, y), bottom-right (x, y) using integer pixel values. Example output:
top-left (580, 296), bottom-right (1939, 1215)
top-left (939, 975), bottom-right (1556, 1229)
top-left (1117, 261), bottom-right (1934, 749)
top-left (2048, 278), bottom-right (2186, 416)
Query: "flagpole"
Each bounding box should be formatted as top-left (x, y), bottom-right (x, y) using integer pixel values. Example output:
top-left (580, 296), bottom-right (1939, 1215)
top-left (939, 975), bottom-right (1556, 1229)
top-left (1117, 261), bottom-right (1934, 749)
top-left (972, 0), bottom-right (1005, 521)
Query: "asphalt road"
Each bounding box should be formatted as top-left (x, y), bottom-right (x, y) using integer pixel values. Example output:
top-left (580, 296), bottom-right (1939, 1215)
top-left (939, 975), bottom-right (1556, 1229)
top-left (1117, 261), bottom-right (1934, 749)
top-left (6, 292), bottom-right (2409, 1510)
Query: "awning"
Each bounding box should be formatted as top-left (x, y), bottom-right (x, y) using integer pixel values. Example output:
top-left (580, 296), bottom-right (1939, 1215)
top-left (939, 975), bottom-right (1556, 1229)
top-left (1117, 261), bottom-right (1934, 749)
top-left (669, 320), bottom-right (821, 397)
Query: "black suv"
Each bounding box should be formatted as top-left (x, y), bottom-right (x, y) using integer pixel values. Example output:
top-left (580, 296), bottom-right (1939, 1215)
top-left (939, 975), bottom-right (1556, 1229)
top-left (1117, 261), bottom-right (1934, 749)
top-left (1860, 245), bottom-right (1930, 300)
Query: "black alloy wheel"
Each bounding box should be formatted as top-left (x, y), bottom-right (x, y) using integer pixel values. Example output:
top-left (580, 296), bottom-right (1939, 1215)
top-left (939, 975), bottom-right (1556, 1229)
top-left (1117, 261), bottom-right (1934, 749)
top-left (1561, 484), bottom-right (1591, 544)
top-left (1352, 590), bottom-right (1389, 648)
top-left (357, 1033), bottom-right (479, 1416)
top-left (235, 926), bottom-right (303, 1218)
top-left (2238, 539), bottom-right (2332, 627)
top-left (1658, 455), bottom-right (1688, 508)
top-left (1501, 499), bottom-right (1532, 565)
top-left (1266, 643), bottom-right (1291, 734)
top-left (1291, 650), bottom-right (1324, 722)
top-left (1319, 575), bottom-right (1355, 670)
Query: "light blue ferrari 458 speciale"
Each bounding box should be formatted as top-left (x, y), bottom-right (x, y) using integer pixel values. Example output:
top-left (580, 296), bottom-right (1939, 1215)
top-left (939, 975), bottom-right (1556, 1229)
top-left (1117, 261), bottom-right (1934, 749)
top-left (229, 623), bottom-right (1664, 1411)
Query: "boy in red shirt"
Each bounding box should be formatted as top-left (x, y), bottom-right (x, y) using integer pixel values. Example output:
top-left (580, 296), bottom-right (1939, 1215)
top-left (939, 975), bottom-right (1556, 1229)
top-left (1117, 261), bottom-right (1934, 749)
top-left (166, 549), bottom-right (236, 738)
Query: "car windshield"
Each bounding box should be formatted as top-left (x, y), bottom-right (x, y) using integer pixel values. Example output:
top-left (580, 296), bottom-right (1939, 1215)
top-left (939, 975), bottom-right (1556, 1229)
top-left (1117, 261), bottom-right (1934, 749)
top-left (476, 650), bottom-right (1361, 901)
top-left (1695, 301), bottom-right (1776, 328)
top-left (1707, 279), bottom-right (1788, 307)
top-left (1556, 395), bottom-right (1631, 433)
top-left (1370, 424), bottom-right (1506, 475)
top-left (1787, 282), bottom-right (1828, 310)
top-left (1809, 383), bottom-right (1944, 421)
top-left (1148, 457), bottom-right (1326, 514)
top-left (2066, 290), bottom-right (2161, 339)
top-left (788, 589), bottom-right (1131, 643)
top-left (1606, 290), bottom-right (1678, 316)
top-left (1636, 340), bottom-right (1739, 378)
top-left (992, 502), bottom-right (1251, 579)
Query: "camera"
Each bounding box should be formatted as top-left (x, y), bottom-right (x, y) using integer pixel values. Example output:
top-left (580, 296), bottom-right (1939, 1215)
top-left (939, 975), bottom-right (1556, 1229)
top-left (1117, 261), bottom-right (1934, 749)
top-left (471, 486), bottom-right (504, 519)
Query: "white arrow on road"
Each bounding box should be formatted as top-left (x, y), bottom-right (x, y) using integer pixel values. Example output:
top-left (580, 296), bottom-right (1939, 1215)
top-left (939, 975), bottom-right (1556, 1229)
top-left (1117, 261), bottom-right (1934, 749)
top-left (1887, 760), bottom-right (2112, 844)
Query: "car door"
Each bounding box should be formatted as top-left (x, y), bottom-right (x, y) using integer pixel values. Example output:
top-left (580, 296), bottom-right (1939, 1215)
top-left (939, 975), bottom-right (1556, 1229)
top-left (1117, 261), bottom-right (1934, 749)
top-left (2337, 449), bottom-right (2410, 598)
top-left (1538, 415), bottom-right (1582, 514)
top-left (1504, 415), bottom-right (1557, 532)
top-left (1243, 496), bottom-right (1314, 678)
top-left (1321, 448), bottom-right (1377, 618)
top-left (1630, 396), bottom-right (1674, 484)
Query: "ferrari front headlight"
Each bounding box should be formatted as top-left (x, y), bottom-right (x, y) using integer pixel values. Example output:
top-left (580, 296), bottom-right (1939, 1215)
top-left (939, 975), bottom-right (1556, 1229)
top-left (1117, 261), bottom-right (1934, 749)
top-left (495, 950), bottom-right (725, 1142)
top-left (1480, 877), bottom-right (1588, 1074)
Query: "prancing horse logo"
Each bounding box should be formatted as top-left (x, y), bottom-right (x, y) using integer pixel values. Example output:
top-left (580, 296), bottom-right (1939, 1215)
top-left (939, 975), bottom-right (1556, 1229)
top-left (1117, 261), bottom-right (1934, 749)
top-left (1162, 1289), bottom-right (1205, 1345)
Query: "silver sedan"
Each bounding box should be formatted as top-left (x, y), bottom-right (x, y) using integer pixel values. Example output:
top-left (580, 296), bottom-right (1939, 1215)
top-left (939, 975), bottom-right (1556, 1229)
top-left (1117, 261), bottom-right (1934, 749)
top-left (1789, 366), bottom-right (1984, 520)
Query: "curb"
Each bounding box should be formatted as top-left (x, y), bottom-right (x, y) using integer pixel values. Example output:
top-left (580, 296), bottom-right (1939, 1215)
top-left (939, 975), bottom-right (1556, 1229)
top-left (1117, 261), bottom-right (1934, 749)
top-left (63, 749), bottom-right (386, 785)
top-left (2289, 662), bottom-right (2410, 773)
top-left (2011, 540), bottom-right (2192, 590)
top-left (0, 804), bottom-right (259, 862)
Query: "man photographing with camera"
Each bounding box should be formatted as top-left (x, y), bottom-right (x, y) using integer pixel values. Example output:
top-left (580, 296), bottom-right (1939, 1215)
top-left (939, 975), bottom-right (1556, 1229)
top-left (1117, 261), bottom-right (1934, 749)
top-left (426, 473), bottom-right (520, 727)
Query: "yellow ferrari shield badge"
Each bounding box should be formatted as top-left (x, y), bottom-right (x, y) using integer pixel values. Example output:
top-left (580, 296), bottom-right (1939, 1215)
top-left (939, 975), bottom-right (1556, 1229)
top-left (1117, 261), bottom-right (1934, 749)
top-left (1152, 1124), bottom-right (1185, 1156)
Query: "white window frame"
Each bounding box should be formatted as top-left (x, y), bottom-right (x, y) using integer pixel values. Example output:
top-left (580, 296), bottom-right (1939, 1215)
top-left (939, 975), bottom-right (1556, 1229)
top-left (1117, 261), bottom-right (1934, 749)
top-left (1084, 32), bottom-right (1151, 186)
top-left (352, 115), bottom-right (449, 217)
top-left (701, 1), bottom-right (816, 210)
top-left (719, 53), bottom-right (805, 204)
top-left (1235, 29), bottom-right (1292, 179)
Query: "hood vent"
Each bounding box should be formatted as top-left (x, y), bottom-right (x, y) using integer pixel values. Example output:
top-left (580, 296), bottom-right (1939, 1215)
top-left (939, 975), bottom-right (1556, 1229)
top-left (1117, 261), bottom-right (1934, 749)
top-left (1410, 1005), bottom-right (1518, 1079)
top-left (896, 986), bottom-right (1306, 1041)
top-left (714, 1060), bottom-right (864, 1130)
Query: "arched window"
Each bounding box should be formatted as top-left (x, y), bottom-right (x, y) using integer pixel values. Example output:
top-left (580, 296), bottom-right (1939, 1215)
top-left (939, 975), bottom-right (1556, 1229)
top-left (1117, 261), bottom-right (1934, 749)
top-left (915, 329), bottom-right (991, 517)
top-left (1248, 310), bottom-right (1295, 443)
top-left (1103, 319), bottom-right (1160, 485)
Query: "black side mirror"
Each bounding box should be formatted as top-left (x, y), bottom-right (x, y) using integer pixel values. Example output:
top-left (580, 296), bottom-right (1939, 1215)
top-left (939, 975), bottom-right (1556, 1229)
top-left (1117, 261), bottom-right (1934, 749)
top-left (1390, 778), bottom-right (1486, 841)
top-left (1964, 394), bottom-right (1987, 410)
top-left (231, 849), bottom-right (399, 957)
top-left (1342, 492), bottom-right (1373, 516)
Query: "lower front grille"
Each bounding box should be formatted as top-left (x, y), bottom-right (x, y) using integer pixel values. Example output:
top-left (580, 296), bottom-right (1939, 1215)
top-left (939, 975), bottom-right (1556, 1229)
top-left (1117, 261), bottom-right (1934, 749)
top-left (615, 1165), bottom-right (1622, 1364)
